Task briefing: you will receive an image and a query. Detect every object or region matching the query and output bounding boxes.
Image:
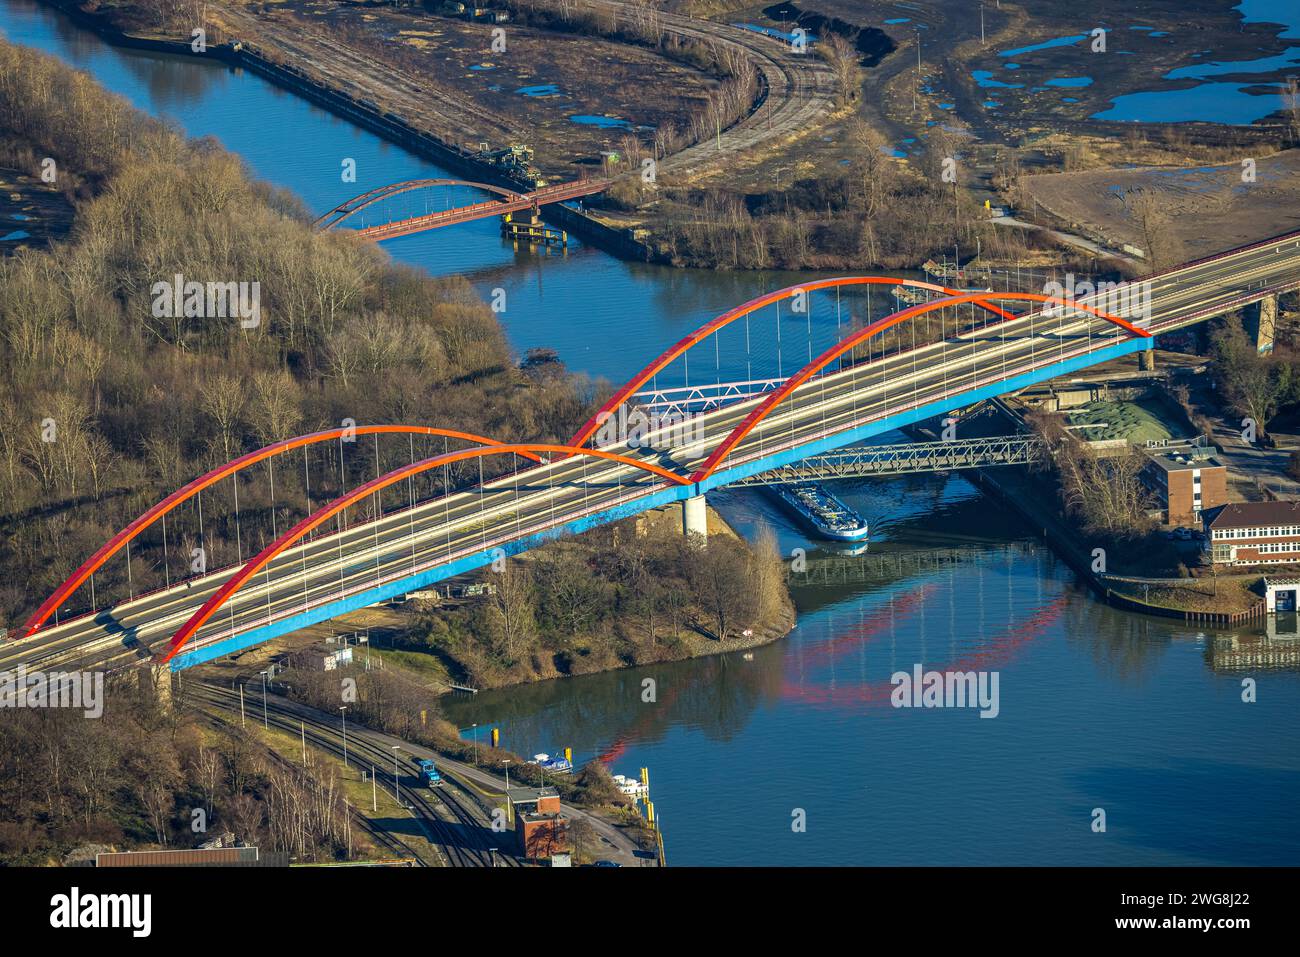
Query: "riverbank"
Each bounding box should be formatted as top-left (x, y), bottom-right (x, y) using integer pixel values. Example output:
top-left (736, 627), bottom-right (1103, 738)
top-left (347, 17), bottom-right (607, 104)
top-left (384, 503), bottom-right (797, 692)
top-left (969, 460), bottom-right (1268, 626)
top-left (34, 0), bottom-right (661, 260)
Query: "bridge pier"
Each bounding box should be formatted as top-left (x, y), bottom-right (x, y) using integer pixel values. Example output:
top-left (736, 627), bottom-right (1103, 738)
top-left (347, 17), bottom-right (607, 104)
top-left (138, 663), bottom-right (173, 713)
top-left (682, 494), bottom-right (708, 543)
top-left (1138, 349), bottom-right (1155, 372)
top-left (1245, 295), bottom-right (1277, 354)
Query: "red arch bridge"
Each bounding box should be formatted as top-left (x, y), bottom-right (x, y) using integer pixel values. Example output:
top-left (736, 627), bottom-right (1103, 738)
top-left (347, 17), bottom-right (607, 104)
top-left (313, 178), bottom-right (609, 241)
top-left (4, 232), bottom-right (1298, 672)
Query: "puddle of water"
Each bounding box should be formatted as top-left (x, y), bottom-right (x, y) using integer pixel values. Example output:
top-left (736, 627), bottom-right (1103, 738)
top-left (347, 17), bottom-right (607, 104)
top-left (516, 83), bottom-right (562, 97)
top-left (1091, 81), bottom-right (1286, 123)
top-left (569, 114), bottom-right (630, 128)
top-left (972, 69), bottom-right (1023, 89)
top-left (1, 230), bottom-right (31, 240)
top-left (469, 64), bottom-right (495, 71)
top-left (937, 102), bottom-right (955, 109)
top-left (885, 18), bottom-right (910, 24)
top-left (1062, 96), bottom-right (1080, 103)
top-left (983, 100), bottom-right (1000, 108)
top-left (999, 34), bottom-right (1088, 58)
top-left (1166, 48), bottom-right (1300, 79)
top-left (1045, 76), bottom-right (1094, 87)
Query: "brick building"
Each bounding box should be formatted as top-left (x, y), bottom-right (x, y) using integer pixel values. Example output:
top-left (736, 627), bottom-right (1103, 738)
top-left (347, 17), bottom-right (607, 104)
top-left (1140, 446), bottom-right (1227, 526)
top-left (507, 786), bottom-right (568, 862)
top-left (1204, 501), bottom-right (1300, 566)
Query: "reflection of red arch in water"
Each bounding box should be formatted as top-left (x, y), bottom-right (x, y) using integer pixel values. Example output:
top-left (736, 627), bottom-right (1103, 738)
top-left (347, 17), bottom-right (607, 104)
top-left (780, 594), bottom-right (1068, 711)
top-left (790, 584), bottom-right (935, 674)
top-left (593, 585), bottom-right (937, 765)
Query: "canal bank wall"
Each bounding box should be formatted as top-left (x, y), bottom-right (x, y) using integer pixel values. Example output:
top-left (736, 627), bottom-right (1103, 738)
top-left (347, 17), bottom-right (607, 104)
top-left (37, 0), bottom-right (656, 262)
top-left (967, 462), bottom-right (1267, 627)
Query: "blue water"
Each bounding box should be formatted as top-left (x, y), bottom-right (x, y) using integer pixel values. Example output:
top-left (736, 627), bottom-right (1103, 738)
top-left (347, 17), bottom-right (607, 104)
top-left (1236, 0), bottom-right (1300, 39)
top-left (568, 114), bottom-right (629, 128)
top-left (1045, 76), bottom-right (1094, 88)
top-left (1092, 81), bottom-right (1286, 124)
top-left (6, 0), bottom-right (1300, 867)
top-left (999, 34), bottom-right (1088, 58)
top-left (517, 83), bottom-right (562, 97)
top-left (1165, 48), bottom-right (1300, 79)
top-left (972, 70), bottom-right (1023, 89)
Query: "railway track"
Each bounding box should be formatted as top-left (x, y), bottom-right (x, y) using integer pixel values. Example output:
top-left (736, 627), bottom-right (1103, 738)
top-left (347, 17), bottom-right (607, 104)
top-left (196, 705), bottom-right (428, 865)
top-left (188, 682), bottom-right (521, 867)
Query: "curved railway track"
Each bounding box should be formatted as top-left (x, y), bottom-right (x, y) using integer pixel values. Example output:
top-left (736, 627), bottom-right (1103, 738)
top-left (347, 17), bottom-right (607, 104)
top-left (189, 682), bottom-right (521, 867)
top-left (196, 705), bottom-right (428, 865)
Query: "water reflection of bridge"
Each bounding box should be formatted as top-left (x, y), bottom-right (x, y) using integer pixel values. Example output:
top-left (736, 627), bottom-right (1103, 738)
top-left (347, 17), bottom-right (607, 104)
top-left (788, 541), bottom-right (1036, 586)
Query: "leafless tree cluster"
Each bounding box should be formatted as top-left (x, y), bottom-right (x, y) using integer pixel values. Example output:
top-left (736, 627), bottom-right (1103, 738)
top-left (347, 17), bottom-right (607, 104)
top-left (0, 39), bottom-right (600, 634)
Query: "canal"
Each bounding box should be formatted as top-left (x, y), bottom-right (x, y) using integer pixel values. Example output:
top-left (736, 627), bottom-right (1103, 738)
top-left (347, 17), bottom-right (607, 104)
top-left (4, 0), bottom-right (1299, 866)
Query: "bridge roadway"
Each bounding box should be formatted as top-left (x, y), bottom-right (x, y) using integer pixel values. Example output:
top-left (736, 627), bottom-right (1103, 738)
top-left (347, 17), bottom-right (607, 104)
top-left (3, 235), bottom-right (1298, 673)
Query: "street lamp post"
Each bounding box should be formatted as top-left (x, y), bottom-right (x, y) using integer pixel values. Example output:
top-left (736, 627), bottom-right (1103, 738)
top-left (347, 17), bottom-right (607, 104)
top-left (392, 745), bottom-right (402, 805)
top-left (472, 723), bottom-right (478, 766)
top-left (339, 707), bottom-right (349, 768)
top-left (503, 759), bottom-right (512, 825)
top-left (259, 671), bottom-right (269, 729)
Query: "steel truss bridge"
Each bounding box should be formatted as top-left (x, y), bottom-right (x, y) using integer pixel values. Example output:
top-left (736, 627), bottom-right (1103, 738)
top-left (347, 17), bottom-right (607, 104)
top-left (734, 435), bottom-right (1045, 485)
top-left (4, 231), bottom-right (1298, 674)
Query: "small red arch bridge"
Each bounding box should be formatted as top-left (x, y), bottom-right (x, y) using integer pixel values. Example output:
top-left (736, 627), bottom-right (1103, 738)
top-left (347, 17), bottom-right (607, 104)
top-left (8, 230), bottom-right (1299, 674)
top-left (314, 178), bottom-right (609, 241)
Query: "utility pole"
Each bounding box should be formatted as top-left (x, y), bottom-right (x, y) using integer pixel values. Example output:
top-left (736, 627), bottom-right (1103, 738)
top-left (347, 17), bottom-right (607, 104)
top-left (392, 745), bottom-right (402, 805)
top-left (372, 765), bottom-right (377, 812)
top-left (259, 671), bottom-right (268, 730)
top-left (238, 684), bottom-right (246, 728)
top-left (981, 2), bottom-right (986, 45)
top-left (339, 706), bottom-right (348, 769)
top-left (300, 721), bottom-right (306, 764)
top-left (504, 759), bottom-right (512, 825)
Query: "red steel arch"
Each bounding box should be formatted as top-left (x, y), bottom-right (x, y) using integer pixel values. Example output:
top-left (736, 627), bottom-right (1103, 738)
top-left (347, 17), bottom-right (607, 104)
top-left (160, 443), bottom-right (691, 663)
top-left (690, 291), bottom-right (1151, 483)
top-left (313, 179), bottom-right (527, 231)
top-left (567, 276), bottom-right (1018, 452)
top-left (21, 426), bottom-right (540, 639)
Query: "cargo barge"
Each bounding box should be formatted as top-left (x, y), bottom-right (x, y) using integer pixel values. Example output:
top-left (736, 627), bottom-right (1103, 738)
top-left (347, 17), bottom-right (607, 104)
top-left (767, 482), bottom-right (870, 542)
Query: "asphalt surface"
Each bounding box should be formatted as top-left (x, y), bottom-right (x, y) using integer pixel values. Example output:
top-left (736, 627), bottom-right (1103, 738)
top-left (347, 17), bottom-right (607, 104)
top-left (4, 235), bottom-right (1298, 673)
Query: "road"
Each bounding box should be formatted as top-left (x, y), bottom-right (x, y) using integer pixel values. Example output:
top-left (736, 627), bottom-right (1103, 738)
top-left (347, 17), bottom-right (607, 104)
top-left (4, 234), bottom-right (1298, 673)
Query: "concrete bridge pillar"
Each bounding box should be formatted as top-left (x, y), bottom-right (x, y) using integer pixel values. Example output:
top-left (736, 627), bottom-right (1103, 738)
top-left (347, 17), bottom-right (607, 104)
top-left (1138, 349), bottom-right (1155, 372)
top-left (1245, 294), bottom-right (1277, 354)
top-left (138, 662), bottom-right (173, 713)
top-left (682, 494), bottom-right (708, 543)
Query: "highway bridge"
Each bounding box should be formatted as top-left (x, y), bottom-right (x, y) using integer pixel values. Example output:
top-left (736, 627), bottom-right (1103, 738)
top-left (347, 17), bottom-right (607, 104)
top-left (4, 231), bottom-right (1298, 674)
